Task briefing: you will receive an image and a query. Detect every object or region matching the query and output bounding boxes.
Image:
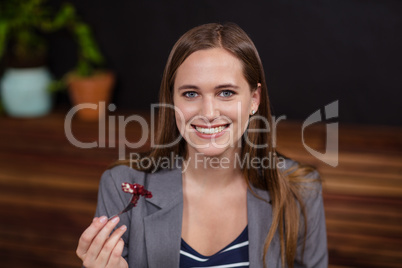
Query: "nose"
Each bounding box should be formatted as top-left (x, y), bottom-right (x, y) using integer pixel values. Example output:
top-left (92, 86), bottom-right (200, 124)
top-left (200, 96), bottom-right (219, 121)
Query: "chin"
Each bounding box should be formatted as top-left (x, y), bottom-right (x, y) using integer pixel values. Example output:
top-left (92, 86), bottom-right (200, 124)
top-left (189, 143), bottom-right (238, 159)
top-left (195, 148), bottom-right (226, 157)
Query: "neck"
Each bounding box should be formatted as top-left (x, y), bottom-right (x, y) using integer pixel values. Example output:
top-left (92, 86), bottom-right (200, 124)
top-left (182, 147), bottom-right (244, 190)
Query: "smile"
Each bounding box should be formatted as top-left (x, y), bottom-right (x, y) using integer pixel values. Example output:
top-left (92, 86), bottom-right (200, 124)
top-left (191, 124), bottom-right (230, 135)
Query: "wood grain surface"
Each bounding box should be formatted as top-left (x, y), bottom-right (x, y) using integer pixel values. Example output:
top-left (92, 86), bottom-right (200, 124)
top-left (0, 110), bottom-right (401, 267)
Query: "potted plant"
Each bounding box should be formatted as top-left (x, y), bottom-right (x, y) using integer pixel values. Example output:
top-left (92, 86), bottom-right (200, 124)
top-left (0, 0), bottom-right (114, 119)
top-left (64, 22), bottom-right (115, 121)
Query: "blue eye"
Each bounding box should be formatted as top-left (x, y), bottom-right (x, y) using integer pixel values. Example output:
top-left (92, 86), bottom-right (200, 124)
top-left (219, 90), bottom-right (234, 97)
top-left (184, 91), bottom-right (198, 98)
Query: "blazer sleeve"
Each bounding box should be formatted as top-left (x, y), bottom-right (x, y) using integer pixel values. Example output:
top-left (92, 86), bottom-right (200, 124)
top-left (94, 168), bottom-right (133, 262)
top-left (295, 170), bottom-right (328, 268)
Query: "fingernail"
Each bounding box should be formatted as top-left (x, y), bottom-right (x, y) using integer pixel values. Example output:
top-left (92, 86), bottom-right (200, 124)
top-left (111, 216), bottom-right (119, 223)
top-left (99, 216), bottom-right (107, 223)
top-left (120, 225), bottom-right (127, 231)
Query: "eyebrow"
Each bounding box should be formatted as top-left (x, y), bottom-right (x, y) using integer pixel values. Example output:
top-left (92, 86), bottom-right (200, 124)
top-left (177, 83), bottom-right (240, 91)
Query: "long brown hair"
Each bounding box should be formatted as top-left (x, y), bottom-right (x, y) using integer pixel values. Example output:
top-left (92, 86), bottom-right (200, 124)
top-left (116, 23), bottom-right (316, 267)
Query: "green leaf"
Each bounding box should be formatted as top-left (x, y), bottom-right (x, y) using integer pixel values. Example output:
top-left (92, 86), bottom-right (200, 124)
top-left (0, 0), bottom-right (107, 79)
top-left (48, 79), bottom-right (67, 93)
top-left (0, 21), bottom-right (9, 59)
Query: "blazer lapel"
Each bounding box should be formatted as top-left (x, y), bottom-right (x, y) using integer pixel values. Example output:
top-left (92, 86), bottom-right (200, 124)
top-left (143, 167), bottom-right (183, 268)
top-left (247, 185), bottom-right (273, 267)
top-left (141, 166), bottom-right (278, 267)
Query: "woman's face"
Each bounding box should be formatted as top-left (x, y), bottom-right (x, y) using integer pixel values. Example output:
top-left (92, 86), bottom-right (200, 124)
top-left (173, 48), bottom-right (260, 158)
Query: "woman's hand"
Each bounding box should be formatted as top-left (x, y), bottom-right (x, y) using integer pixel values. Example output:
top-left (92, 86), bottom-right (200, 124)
top-left (76, 216), bottom-right (128, 268)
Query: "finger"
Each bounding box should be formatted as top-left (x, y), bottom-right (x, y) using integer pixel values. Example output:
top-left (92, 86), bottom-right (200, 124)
top-left (76, 216), bottom-right (108, 258)
top-left (84, 216), bottom-right (121, 265)
top-left (96, 224), bottom-right (127, 266)
top-left (106, 237), bottom-right (127, 267)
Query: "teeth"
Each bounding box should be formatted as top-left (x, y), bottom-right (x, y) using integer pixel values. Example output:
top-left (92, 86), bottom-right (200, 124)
top-left (195, 125), bottom-right (226, 134)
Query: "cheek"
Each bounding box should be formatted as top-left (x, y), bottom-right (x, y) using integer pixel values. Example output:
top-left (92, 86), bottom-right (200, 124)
top-left (174, 110), bottom-right (183, 132)
top-left (174, 101), bottom-right (197, 132)
top-left (236, 100), bottom-right (252, 132)
top-left (174, 107), bottom-right (186, 135)
top-left (223, 100), bottom-right (251, 123)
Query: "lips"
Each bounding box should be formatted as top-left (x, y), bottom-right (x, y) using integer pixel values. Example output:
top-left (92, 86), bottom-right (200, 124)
top-left (191, 124), bottom-right (230, 135)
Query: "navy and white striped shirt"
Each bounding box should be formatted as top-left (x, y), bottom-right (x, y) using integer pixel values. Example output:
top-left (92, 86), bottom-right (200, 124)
top-left (179, 226), bottom-right (249, 268)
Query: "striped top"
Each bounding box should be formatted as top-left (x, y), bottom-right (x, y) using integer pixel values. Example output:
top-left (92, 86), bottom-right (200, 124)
top-left (179, 226), bottom-right (249, 268)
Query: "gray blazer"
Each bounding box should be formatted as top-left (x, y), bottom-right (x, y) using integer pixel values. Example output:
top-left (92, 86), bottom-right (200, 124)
top-left (95, 160), bottom-right (328, 268)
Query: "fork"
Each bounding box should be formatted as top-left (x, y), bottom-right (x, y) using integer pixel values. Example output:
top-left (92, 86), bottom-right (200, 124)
top-left (108, 182), bottom-right (152, 220)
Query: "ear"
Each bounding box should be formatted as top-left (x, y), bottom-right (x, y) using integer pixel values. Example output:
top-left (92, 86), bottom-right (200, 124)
top-left (251, 83), bottom-right (261, 113)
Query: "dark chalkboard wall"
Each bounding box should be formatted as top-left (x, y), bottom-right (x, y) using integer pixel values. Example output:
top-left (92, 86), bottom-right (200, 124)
top-left (48, 0), bottom-right (402, 126)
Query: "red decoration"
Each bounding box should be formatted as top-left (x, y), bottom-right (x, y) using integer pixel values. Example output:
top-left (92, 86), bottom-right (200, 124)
top-left (121, 183), bottom-right (152, 207)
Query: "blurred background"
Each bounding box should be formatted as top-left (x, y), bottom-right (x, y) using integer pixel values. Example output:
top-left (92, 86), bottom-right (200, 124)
top-left (0, 0), bottom-right (401, 267)
top-left (49, 0), bottom-right (402, 126)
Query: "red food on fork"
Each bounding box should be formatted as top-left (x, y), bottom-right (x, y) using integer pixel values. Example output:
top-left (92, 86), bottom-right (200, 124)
top-left (109, 183), bottom-right (152, 220)
top-left (121, 182), bottom-right (152, 207)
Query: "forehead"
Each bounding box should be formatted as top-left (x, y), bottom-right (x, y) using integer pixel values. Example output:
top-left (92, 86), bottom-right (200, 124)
top-left (174, 48), bottom-right (246, 87)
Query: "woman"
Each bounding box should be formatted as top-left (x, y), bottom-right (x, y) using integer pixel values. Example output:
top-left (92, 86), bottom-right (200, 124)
top-left (76, 23), bottom-right (328, 268)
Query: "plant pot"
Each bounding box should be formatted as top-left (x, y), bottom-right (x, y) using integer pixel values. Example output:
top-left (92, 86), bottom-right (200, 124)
top-left (67, 71), bottom-right (115, 121)
top-left (0, 67), bottom-right (52, 117)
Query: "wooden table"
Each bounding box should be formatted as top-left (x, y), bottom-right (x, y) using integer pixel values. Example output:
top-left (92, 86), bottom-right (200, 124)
top-left (0, 110), bottom-right (401, 267)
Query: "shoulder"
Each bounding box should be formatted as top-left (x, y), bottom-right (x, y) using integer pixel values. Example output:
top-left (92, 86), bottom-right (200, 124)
top-left (99, 165), bottom-right (183, 200)
top-left (100, 165), bottom-right (148, 188)
top-left (100, 164), bottom-right (180, 186)
top-left (280, 158), bottom-right (322, 198)
top-left (280, 158), bottom-right (320, 179)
